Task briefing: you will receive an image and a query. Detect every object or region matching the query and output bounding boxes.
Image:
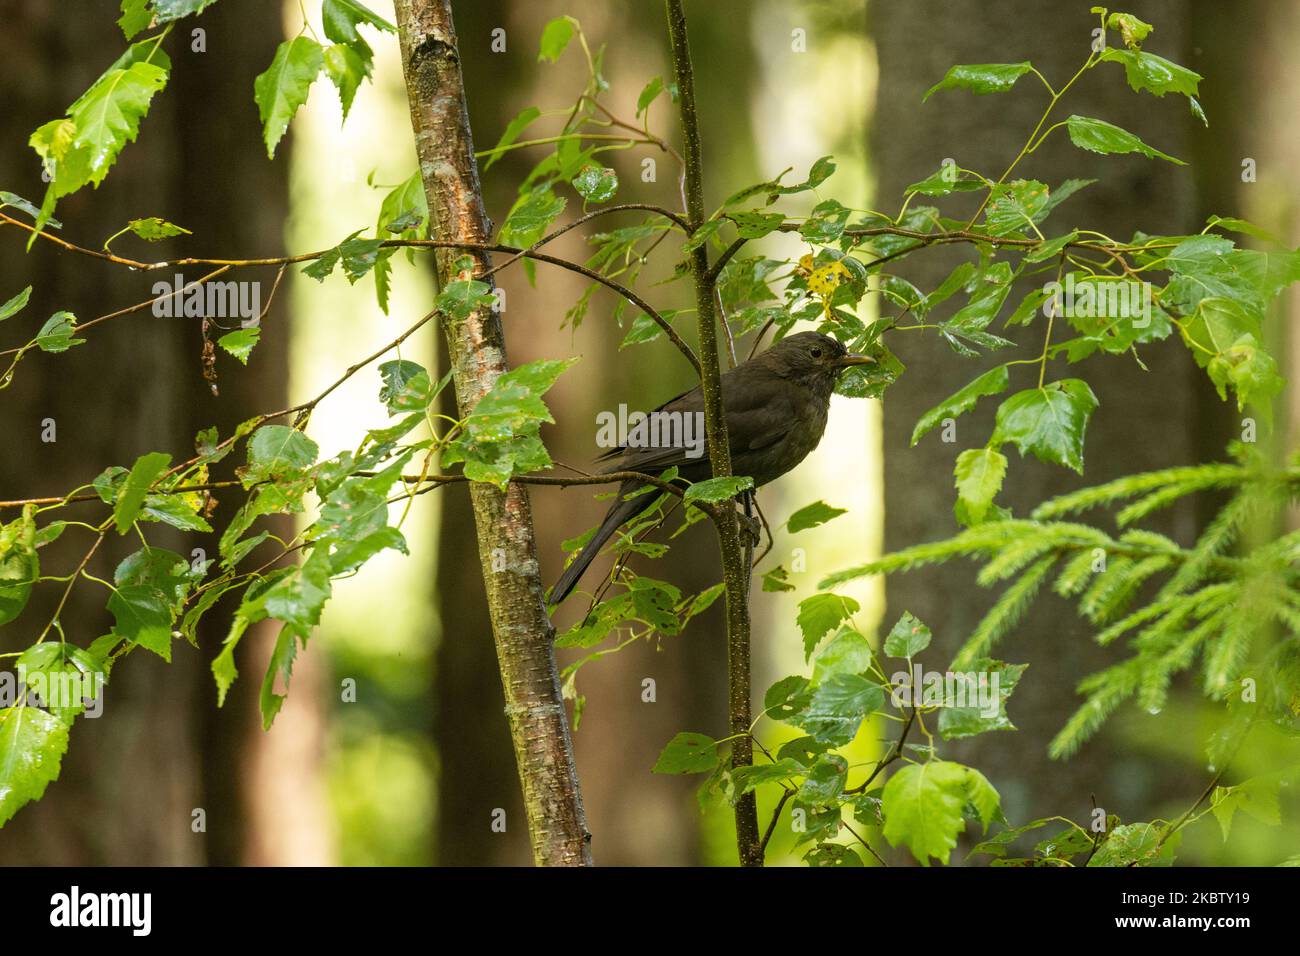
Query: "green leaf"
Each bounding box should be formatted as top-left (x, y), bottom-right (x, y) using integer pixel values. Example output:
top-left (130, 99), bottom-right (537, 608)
top-left (795, 675), bottom-right (884, 746)
top-left (799, 199), bottom-right (852, 243)
top-left (373, 171), bottom-right (428, 311)
top-left (253, 36), bottom-right (323, 160)
top-left (151, 0), bottom-right (221, 23)
top-left (321, 0), bottom-right (395, 41)
top-left (108, 584), bottom-right (176, 659)
top-left (882, 761), bottom-right (1000, 865)
top-left (804, 843), bottom-right (864, 867)
top-left (483, 106), bottom-right (541, 171)
top-left (780, 156), bottom-right (836, 195)
top-left (681, 218), bottom-right (723, 254)
top-left (683, 582), bottom-right (725, 621)
top-left (499, 185), bottom-right (565, 248)
top-left (0, 707), bottom-right (70, 827)
top-left (945, 261), bottom-right (1014, 336)
top-left (985, 180), bottom-right (1051, 236)
top-left (378, 360), bottom-right (433, 414)
top-left (118, 0), bottom-right (153, 39)
top-left (0, 191), bottom-right (59, 228)
top-left (731, 211), bottom-right (786, 240)
top-left (0, 511), bottom-right (39, 627)
top-left (442, 358), bottom-right (577, 489)
top-left (538, 16), bottom-right (577, 63)
top-left (257, 547), bottom-right (332, 640)
top-left (924, 62), bottom-right (1033, 101)
top-left (1208, 334), bottom-right (1284, 414)
top-left (761, 565), bottom-right (795, 592)
top-left (937, 659), bottom-right (1028, 740)
top-left (1204, 215), bottom-right (1277, 244)
top-left (327, 526), bottom-right (407, 575)
top-left (797, 593), bottom-right (860, 659)
top-left (17, 643), bottom-right (103, 722)
top-left (811, 629), bottom-right (875, 684)
top-left (1089, 822), bottom-right (1179, 867)
top-left (953, 447), bottom-right (1008, 525)
top-left (571, 163), bottom-right (618, 203)
top-left (991, 380), bottom-right (1098, 473)
top-left (259, 627), bottom-right (298, 729)
top-left (115, 547), bottom-right (201, 606)
top-left (1025, 230), bottom-right (1079, 263)
top-left (796, 753), bottom-right (849, 805)
top-left (212, 615), bottom-right (247, 706)
top-left (113, 451), bottom-right (171, 533)
top-left (337, 235), bottom-right (384, 283)
top-left (1065, 114), bottom-right (1184, 165)
top-left (884, 611), bottom-right (932, 658)
top-left (217, 327), bottom-right (260, 365)
top-left (33, 522), bottom-right (67, 549)
top-left (323, 42), bottom-right (370, 120)
top-left (619, 312), bottom-right (665, 349)
top-left (787, 500), bottom-right (847, 533)
top-left (39, 56), bottom-right (169, 199)
top-left (731, 758), bottom-right (804, 795)
top-left (1100, 49), bottom-right (1200, 99)
top-left (142, 494), bottom-right (212, 532)
top-left (34, 312), bottom-right (84, 353)
top-left (0, 287), bottom-right (32, 322)
top-left (652, 731), bottom-right (719, 774)
top-left (911, 365), bottom-right (1010, 445)
top-left (764, 675), bottom-right (812, 720)
top-left (906, 163), bottom-right (985, 197)
top-left (1210, 777), bottom-right (1281, 841)
top-left (1106, 11), bottom-right (1154, 49)
top-left (683, 475), bottom-right (754, 506)
top-left (636, 76), bottom-right (664, 117)
top-left (436, 278), bottom-right (496, 320)
top-left (125, 216), bottom-right (190, 241)
top-left (242, 425), bottom-right (318, 485)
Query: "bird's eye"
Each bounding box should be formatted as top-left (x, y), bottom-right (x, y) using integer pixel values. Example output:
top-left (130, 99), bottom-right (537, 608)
top-left (810, 347), bottom-right (823, 358)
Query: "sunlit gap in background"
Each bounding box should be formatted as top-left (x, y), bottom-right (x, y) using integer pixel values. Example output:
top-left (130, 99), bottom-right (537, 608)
top-left (286, 0), bottom-right (437, 865)
top-left (737, 0), bottom-right (880, 866)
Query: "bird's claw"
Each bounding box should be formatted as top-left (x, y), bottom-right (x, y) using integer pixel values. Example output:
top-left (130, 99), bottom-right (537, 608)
top-left (739, 512), bottom-right (762, 548)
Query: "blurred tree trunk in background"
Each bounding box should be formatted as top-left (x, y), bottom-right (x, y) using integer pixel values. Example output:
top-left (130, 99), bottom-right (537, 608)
top-left (1189, 0), bottom-right (1300, 469)
top-left (0, 0), bottom-right (304, 864)
top-left (871, 0), bottom-right (1214, 854)
top-left (175, 1), bottom-right (332, 866)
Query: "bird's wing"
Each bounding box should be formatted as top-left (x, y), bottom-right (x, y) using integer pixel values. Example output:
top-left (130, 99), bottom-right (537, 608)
top-left (600, 366), bottom-right (799, 473)
top-left (592, 382), bottom-right (703, 464)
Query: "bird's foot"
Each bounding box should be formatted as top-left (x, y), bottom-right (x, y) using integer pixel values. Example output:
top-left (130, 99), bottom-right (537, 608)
top-left (738, 512), bottom-right (762, 548)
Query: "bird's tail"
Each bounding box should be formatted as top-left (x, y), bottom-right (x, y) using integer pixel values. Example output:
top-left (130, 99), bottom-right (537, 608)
top-left (548, 482), bottom-right (654, 606)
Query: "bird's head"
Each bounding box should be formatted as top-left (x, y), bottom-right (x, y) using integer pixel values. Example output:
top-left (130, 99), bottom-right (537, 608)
top-left (761, 331), bottom-right (875, 391)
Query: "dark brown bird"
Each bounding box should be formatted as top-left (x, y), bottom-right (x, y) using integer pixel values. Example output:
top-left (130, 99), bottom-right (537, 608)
top-left (549, 331), bottom-right (874, 605)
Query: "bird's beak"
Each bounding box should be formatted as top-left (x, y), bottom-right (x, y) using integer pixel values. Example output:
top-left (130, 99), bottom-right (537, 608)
top-left (835, 353), bottom-right (876, 368)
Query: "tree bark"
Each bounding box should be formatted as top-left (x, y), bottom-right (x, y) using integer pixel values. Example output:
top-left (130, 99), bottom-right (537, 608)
top-left (393, 0), bottom-right (591, 866)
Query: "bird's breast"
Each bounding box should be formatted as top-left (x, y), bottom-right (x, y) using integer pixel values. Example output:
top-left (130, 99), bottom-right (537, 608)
top-left (740, 388), bottom-right (832, 487)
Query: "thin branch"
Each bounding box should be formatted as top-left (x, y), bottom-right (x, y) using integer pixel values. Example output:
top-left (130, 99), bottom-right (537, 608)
top-left (1, 213), bottom-right (701, 375)
top-left (759, 788), bottom-right (795, 856)
top-left (846, 705), bottom-right (917, 795)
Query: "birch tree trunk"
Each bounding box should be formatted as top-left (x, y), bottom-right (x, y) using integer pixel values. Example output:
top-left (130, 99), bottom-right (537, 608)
top-left (392, 0), bottom-right (591, 866)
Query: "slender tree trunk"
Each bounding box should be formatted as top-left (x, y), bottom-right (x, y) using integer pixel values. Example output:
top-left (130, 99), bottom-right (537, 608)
top-left (392, 0), bottom-right (591, 866)
top-left (428, 0), bottom-right (527, 868)
top-left (664, 0), bottom-right (762, 868)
